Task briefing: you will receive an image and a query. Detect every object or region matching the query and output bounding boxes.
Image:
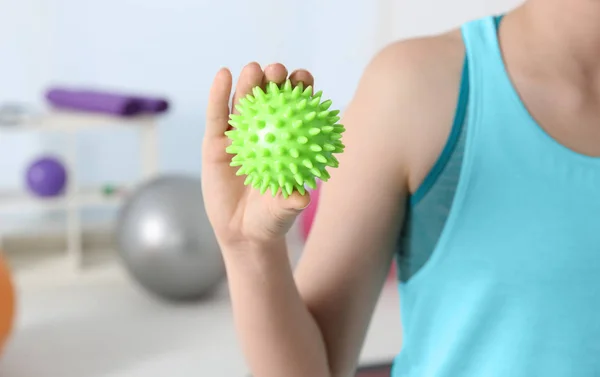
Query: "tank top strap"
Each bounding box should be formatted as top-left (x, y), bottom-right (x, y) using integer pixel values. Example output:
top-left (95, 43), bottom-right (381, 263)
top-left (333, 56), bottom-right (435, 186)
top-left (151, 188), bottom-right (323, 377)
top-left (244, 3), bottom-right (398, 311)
top-left (460, 16), bottom-right (516, 137)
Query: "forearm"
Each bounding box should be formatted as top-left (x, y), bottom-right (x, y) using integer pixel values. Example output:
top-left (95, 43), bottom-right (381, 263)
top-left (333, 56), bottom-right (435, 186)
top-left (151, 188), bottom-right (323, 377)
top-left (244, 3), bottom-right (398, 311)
top-left (223, 240), bottom-right (331, 377)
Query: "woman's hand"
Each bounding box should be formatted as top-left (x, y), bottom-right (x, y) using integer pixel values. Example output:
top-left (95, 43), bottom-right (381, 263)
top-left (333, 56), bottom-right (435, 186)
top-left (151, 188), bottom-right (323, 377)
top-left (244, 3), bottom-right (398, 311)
top-left (202, 62), bottom-right (314, 250)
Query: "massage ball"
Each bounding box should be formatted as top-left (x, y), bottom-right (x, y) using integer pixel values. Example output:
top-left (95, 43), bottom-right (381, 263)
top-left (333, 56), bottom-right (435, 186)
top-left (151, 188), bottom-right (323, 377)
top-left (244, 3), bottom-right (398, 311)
top-left (226, 80), bottom-right (345, 198)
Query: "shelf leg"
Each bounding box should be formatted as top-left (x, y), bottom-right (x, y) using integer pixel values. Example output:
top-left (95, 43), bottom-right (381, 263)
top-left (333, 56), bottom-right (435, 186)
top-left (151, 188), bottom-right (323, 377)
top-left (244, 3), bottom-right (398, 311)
top-left (66, 205), bottom-right (82, 269)
top-left (65, 131), bottom-right (83, 270)
top-left (140, 119), bottom-right (159, 181)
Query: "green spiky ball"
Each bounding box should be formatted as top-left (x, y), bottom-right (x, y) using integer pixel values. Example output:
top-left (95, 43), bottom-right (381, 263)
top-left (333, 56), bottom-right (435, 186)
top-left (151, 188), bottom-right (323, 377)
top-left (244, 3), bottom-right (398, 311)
top-left (225, 79), bottom-right (345, 198)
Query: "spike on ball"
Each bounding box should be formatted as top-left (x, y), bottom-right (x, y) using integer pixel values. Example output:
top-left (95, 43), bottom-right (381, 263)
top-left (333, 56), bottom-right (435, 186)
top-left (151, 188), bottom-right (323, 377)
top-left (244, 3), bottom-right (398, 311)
top-left (226, 79), bottom-right (345, 197)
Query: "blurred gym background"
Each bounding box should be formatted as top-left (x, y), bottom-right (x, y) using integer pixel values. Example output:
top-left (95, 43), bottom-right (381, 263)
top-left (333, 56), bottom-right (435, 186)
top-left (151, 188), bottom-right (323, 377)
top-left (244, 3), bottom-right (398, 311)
top-left (0, 0), bottom-right (521, 376)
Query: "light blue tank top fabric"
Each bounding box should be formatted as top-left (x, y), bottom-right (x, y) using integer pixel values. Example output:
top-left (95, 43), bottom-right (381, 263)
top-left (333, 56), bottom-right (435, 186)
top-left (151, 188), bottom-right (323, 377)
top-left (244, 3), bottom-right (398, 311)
top-left (392, 15), bottom-right (600, 377)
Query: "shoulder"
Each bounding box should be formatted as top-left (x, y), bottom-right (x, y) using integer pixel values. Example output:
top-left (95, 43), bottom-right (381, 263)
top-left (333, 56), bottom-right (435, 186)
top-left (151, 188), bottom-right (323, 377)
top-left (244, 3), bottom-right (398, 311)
top-left (369, 30), bottom-right (465, 77)
top-left (353, 30), bottom-right (466, 192)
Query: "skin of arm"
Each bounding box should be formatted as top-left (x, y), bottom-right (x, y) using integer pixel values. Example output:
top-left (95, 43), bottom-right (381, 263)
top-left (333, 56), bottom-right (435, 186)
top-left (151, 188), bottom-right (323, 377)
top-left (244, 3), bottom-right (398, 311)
top-left (222, 31), bottom-right (465, 377)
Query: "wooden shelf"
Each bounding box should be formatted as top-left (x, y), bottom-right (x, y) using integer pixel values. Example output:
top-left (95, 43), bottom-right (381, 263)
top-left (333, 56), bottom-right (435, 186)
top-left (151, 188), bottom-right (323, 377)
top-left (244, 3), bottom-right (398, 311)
top-left (0, 110), bottom-right (157, 133)
top-left (0, 188), bottom-right (128, 213)
top-left (0, 110), bottom-right (160, 269)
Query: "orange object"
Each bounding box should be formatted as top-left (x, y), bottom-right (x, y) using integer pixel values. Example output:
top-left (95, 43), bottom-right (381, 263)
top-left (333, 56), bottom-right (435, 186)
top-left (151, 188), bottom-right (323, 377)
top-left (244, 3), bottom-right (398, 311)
top-left (0, 254), bottom-right (15, 353)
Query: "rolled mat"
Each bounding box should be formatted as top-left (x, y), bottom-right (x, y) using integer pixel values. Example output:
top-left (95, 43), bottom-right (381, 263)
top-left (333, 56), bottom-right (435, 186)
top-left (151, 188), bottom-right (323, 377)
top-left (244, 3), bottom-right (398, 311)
top-left (132, 96), bottom-right (169, 113)
top-left (46, 88), bottom-right (169, 116)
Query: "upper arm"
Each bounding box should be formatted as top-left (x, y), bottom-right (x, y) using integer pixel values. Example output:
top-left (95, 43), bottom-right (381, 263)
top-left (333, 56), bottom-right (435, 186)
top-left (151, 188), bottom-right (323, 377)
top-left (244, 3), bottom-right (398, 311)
top-left (294, 32), bottom-right (465, 376)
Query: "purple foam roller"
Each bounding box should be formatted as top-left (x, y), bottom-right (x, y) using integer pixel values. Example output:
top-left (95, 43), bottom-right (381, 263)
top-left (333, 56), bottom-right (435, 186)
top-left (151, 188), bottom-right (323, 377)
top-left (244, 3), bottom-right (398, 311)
top-left (46, 89), bottom-right (142, 116)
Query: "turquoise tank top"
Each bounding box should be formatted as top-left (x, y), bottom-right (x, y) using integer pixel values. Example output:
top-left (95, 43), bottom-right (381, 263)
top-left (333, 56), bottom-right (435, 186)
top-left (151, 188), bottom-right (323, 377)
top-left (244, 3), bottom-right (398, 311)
top-left (392, 15), bottom-right (600, 377)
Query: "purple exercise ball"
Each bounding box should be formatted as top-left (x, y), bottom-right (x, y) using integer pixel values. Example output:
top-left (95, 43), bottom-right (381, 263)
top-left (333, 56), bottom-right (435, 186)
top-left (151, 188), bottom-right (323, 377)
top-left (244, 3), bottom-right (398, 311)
top-left (26, 156), bottom-right (67, 197)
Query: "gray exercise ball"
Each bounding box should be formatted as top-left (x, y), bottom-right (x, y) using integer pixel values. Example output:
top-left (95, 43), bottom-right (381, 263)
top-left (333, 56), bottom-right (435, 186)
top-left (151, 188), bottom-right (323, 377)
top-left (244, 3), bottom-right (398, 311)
top-left (116, 174), bottom-right (225, 301)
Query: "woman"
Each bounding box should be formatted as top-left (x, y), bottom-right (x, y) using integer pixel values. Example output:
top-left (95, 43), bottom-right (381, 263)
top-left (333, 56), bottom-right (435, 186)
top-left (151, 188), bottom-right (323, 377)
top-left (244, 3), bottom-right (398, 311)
top-left (202, 0), bottom-right (600, 376)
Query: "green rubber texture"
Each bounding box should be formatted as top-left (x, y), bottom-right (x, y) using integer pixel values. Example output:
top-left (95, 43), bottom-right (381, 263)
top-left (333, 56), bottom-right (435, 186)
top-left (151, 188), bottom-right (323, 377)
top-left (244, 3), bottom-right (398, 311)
top-left (226, 79), bottom-right (345, 198)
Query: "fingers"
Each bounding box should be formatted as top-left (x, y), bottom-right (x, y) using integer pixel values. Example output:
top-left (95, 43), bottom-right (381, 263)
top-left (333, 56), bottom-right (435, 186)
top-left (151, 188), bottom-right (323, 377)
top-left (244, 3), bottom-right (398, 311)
top-left (289, 69), bottom-right (314, 93)
top-left (262, 63), bottom-right (288, 87)
top-left (205, 68), bottom-right (233, 139)
top-left (231, 62), bottom-right (264, 115)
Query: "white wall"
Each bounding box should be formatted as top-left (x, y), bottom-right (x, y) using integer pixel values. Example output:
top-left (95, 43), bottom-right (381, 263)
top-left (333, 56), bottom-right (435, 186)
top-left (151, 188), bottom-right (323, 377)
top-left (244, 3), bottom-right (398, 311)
top-left (1, 0), bottom-right (387, 183)
top-left (0, 0), bottom-right (54, 190)
top-left (0, 0), bottom-right (522, 231)
top-left (391, 0), bottom-right (523, 38)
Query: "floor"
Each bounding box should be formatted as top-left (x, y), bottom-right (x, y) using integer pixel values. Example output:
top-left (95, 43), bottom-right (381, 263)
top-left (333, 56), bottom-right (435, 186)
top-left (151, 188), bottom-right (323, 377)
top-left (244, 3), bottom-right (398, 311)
top-left (0, 230), bottom-right (402, 377)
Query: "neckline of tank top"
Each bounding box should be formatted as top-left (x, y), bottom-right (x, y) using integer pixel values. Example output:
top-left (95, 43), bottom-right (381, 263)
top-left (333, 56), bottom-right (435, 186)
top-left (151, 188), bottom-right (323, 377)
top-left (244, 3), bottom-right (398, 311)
top-left (485, 15), bottom-right (600, 167)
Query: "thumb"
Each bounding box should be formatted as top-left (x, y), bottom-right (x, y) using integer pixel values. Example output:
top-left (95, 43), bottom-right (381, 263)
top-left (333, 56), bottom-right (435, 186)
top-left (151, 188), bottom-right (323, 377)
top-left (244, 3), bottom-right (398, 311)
top-left (205, 68), bottom-right (233, 139)
top-left (279, 190), bottom-right (311, 213)
top-left (269, 190), bottom-right (312, 224)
